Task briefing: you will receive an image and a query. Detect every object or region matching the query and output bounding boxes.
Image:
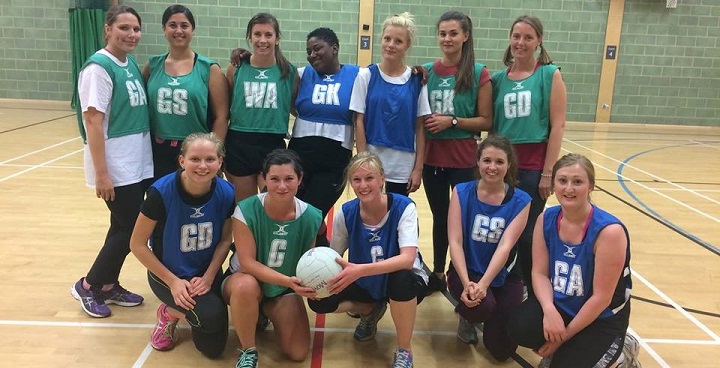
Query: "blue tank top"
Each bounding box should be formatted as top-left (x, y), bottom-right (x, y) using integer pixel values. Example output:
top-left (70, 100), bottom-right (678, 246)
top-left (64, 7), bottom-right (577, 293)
top-left (457, 181), bottom-right (531, 287)
top-left (343, 193), bottom-right (413, 299)
top-left (151, 172), bottom-right (235, 278)
top-left (363, 64), bottom-right (422, 153)
top-left (295, 64), bottom-right (359, 125)
top-left (543, 205), bottom-right (632, 318)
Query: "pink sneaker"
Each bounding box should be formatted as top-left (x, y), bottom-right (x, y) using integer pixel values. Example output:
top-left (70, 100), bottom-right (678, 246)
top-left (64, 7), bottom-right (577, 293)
top-left (151, 303), bottom-right (179, 351)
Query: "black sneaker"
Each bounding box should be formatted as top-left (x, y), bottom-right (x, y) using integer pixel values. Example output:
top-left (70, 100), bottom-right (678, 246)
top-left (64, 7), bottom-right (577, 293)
top-left (426, 273), bottom-right (447, 294)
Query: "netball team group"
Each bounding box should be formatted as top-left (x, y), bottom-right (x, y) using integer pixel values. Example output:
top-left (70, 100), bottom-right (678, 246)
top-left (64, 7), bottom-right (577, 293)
top-left (72, 4), bottom-right (640, 368)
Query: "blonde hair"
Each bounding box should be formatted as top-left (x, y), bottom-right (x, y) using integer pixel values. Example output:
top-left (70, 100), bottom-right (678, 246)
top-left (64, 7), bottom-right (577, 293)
top-left (382, 12), bottom-right (416, 47)
top-left (180, 132), bottom-right (225, 158)
top-left (345, 151), bottom-right (385, 185)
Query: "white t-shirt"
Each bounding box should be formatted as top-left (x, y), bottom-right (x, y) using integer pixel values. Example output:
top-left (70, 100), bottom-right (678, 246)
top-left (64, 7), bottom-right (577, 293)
top-left (349, 65), bottom-right (431, 183)
top-left (330, 201), bottom-right (428, 284)
top-left (78, 49), bottom-right (153, 188)
top-left (291, 66), bottom-right (355, 150)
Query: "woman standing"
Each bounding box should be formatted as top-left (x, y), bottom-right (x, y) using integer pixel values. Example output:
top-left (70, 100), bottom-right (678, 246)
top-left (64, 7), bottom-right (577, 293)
top-left (289, 27), bottom-right (360, 245)
top-left (447, 136), bottom-right (529, 358)
top-left (144, 5), bottom-right (229, 179)
top-left (226, 13), bottom-right (297, 202)
top-left (508, 154), bottom-right (638, 368)
top-left (223, 149), bottom-right (322, 368)
top-left (350, 12), bottom-right (431, 196)
top-left (422, 11), bottom-right (493, 293)
top-left (308, 152), bottom-right (428, 368)
top-left (71, 5), bottom-right (153, 318)
top-left (129, 133), bottom-right (234, 357)
top-left (492, 15), bottom-right (567, 294)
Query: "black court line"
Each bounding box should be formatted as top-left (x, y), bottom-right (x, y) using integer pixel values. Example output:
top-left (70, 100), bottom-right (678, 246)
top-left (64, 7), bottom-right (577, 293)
top-left (0, 114), bottom-right (75, 135)
top-left (631, 295), bottom-right (720, 318)
top-left (596, 184), bottom-right (720, 256)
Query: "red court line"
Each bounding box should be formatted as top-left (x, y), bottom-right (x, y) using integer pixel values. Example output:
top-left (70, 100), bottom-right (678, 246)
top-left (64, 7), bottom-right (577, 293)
top-left (310, 206), bottom-right (334, 368)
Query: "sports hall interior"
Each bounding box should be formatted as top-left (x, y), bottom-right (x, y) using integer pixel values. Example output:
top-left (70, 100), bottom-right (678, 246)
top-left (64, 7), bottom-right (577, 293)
top-left (0, 0), bottom-right (718, 367)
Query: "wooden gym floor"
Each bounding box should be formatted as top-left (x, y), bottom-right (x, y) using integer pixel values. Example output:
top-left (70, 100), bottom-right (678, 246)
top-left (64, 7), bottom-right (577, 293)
top-left (0, 99), bottom-right (718, 367)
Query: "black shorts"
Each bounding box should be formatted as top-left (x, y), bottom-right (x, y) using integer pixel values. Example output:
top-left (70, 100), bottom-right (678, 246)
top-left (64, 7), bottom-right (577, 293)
top-left (225, 130), bottom-right (286, 177)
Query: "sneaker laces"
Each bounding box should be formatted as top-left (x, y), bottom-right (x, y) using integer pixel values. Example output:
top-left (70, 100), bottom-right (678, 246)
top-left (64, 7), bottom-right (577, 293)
top-left (392, 349), bottom-right (412, 368)
top-left (236, 348), bottom-right (258, 368)
top-left (161, 318), bottom-right (178, 340)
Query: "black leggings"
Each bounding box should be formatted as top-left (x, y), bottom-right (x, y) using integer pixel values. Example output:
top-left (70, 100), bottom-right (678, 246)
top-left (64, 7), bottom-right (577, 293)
top-left (422, 165), bottom-right (476, 273)
top-left (516, 169), bottom-right (547, 295)
top-left (507, 296), bottom-right (629, 368)
top-left (148, 271), bottom-right (228, 358)
top-left (86, 179), bottom-right (151, 287)
top-left (308, 269), bottom-right (426, 313)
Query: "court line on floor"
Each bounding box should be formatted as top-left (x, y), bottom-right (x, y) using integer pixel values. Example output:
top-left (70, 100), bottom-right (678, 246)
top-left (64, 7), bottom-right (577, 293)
top-left (0, 149), bottom-right (83, 183)
top-left (632, 271), bottom-right (720, 342)
top-left (0, 136), bottom-right (79, 165)
top-left (564, 139), bottom-right (720, 211)
top-left (132, 343), bottom-right (154, 368)
top-left (0, 148), bottom-right (83, 183)
top-left (628, 327), bottom-right (670, 368)
top-left (0, 113), bottom-right (75, 134)
top-left (0, 164), bottom-right (83, 169)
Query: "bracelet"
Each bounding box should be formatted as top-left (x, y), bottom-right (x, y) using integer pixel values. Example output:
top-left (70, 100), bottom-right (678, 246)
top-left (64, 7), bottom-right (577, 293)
top-left (541, 173), bottom-right (552, 178)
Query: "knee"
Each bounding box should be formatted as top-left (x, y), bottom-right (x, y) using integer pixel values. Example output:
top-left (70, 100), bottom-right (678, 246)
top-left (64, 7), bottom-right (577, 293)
top-left (387, 270), bottom-right (417, 302)
top-left (284, 346), bottom-right (309, 362)
top-left (200, 344), bottom-right (225, 359)
top-left (226, 274), bottom-right (261, 303)
top-left (308, 298), bottom-right (338, 314)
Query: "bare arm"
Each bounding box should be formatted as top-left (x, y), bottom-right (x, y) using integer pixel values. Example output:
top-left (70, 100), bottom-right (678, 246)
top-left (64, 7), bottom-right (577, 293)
top-left (208, 64), bottom-right (229, 142)
top-left (447, 187), bottom-right (470, 286)
top-left (407, 116), bottom-right (425, 193)
top-left (129, 213), bottom-right (178, 285)
top-left (477, 203), bottom-right (530, 291)
top-left (354, 112), bottom-right (367, 152)
top-left (563, 224), bottom-right (627, 339)
top-left (540, 69), bottom-right (567, 198)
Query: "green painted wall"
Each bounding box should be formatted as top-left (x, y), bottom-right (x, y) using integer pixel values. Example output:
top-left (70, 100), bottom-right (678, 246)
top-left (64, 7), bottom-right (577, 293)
top-left (0, 0), bottom-right (717, 126)
top-left (612, 0), bottom-right (720, 126)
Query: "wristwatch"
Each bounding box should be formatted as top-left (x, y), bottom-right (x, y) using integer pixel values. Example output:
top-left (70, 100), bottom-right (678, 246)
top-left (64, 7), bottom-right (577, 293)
top-left (451, 115), bottom-right (458, 129)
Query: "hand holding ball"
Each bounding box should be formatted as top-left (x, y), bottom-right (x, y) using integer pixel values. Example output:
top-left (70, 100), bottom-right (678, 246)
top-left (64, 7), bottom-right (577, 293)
top-left (295, 247), bottom-right (343, 299)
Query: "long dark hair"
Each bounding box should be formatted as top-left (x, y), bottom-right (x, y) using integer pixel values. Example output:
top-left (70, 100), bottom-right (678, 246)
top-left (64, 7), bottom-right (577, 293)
top-left (246, 13), bottom-right (292, 79)
top-left (502, 15), bottom-right (553, 67)
top-left (437, 11), bottom-right (475, 93)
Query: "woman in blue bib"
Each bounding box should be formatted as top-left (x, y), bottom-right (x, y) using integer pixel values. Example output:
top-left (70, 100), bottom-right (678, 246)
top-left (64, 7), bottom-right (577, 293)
top-left (508, 154), bottom-right (639, 368)
top-left (447, 135), bottom-right (530, 357)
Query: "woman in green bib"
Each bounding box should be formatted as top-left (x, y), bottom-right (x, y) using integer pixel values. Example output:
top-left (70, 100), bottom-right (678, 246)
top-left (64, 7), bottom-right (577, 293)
top-left (491, 15), bottom-right (567, 296)
top-left (71, 5), bottom-right (153, 319)
top-left (143, 5), bottom-right (230, 179)
top-left (225, 13), bottom-right (297, 202)
top-left (421, 11), bottom-right (493, 301)
top-left (223, 149), bottom-right (322, 368)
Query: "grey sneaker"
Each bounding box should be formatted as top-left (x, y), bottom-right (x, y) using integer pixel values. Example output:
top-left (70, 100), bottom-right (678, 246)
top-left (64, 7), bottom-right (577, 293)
top-left (353, 301), bottom-right (387, 341)
top-left (391, 348), bottom-right (413, 368)
top-left (537, 356), bottom-right (552, 368)
top-left (236, 347), bottom-right (259, 368)
top-left (620, 333), bottom-right (642, 368)
top-left (102, 283), bottom-right (143, 307)
top-left (70, 278), bottom-right (111, 318)
top-left (457, 316), bottom-right (478, 344)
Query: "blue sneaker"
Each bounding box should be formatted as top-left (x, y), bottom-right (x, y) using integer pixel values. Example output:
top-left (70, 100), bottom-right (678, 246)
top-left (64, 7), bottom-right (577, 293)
top-left (70, 278), bottom-right (111, 318)
top-left (236, 347), bottom-right (259, 368)
top-left (392, 348), bottom-right (413, 368)
top-left (102, 283), bottom-right (143, 307)
top-left (354, 301), bottom-right (387, 341)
